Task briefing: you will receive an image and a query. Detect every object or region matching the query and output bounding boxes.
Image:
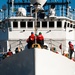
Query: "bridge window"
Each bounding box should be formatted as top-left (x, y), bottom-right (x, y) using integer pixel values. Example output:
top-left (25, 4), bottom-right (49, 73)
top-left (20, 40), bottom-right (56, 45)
top-left (20, 22), bottom-right (26, 28)
top-left (37, 22), bottom-right (40, 28)
top-left (13, 22), bottom-right (18, 28)
top-left (70, 24), bottom-right (72, 28)
top-left (64, 22), bottom-right (67, 28)
top-left (67, 23), bottom-right (69, 27)
top-left (27, 22), bottom-right (33, 28)
top-left (49, 21), bottom-right (54, 28)
top-left (57, 21), bottom-right (62, 28)
top-left (42, 21), bottom-right (47, 28)
top-left (73, 25), bottom-right (75, 28)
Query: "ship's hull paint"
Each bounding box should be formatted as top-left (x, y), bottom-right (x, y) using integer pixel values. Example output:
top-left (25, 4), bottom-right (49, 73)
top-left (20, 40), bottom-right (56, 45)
top-left (0, 49), bottom-right (35, 75)
top-left (0, 48), bottom-right (75, 75)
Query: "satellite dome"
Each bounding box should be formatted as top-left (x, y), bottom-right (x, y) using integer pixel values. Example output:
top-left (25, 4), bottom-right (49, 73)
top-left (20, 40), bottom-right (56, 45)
top-left (17, 7), bottom-right (26, 16)
top-left (30, 0), bottom-right (47, 8)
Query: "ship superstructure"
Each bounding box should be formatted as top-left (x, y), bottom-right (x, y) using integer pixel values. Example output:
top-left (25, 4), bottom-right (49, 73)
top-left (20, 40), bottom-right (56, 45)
top-left (0, 0), bottom-right (75, 54)
top-left (0, 0), bottom-right (75, 75)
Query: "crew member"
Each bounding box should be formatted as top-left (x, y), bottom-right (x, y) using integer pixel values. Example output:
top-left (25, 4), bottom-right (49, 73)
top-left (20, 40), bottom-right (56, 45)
top-left (68, 41), bottom-right (74, 59)
top-left (7, 49), bottom-right (13, 57)
top-left (27, 32), bottom-right (35, 49)
top-left (37, 32), bottom-right (44, 48)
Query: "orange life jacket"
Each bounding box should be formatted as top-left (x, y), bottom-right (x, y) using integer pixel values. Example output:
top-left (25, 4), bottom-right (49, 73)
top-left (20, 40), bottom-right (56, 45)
top-left (37, 34), bottom-right (44, 41)
top-left (29, 34), bottom-right (35, 41)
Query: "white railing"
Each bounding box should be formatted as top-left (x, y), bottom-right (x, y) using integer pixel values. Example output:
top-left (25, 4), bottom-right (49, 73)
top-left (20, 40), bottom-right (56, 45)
top-left (0, 39), bottom-right (75, 61)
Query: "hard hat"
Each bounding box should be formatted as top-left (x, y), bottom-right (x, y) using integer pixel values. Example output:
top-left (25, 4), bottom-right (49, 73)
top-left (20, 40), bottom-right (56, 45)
top-left (35, 34), bottom-right (38, 36)
top-left (39, 32), bottom-right (42, 34)
top-left (68, 41), bottom-right (71, 44)
top-left (31, 32), bottom-right (34, 34)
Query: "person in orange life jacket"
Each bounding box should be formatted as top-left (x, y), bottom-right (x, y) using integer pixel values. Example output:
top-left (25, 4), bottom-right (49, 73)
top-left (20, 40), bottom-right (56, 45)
top-left (68, 41), bottom-right (74, 59)
top-left (27, 32), bottom-right (35, 49)
top-left (37, 32), bottom-right (44, 48)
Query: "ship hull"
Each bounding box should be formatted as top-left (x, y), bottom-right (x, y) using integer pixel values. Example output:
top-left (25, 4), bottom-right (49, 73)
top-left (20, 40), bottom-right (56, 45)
top-left (0, 48), bottom-right (75, 75)
top-left (0, 49), bottom-right (35, 75)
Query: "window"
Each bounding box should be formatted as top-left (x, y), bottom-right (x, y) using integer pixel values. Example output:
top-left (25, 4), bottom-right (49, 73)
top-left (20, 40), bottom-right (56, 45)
top-left (64, 22), bottom-right (67, 28)
top-left (67, 23), bottom-right (69, 27)
top-left (49, 21), bottom-right (54, 28)
top-left (37, 22), bottom-right (40, 28)
top-left (13, 22), bottom-right (18, 28)
top-left (57, 21), bottom-right (62, 28)
top-left (27, 22), bottom-right (33, 28)
top-left (73, 25), bottom-right (75, 28)
top-left (42, 21), bottom-right (47, 28)
top-left (20, 22), bottom-right (26, 28)
top-left (70, 24), bottom-right (72, 28)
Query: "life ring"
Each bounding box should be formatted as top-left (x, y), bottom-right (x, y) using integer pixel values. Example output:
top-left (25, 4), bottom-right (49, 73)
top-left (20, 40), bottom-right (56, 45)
top-left (32, 43), bottom-right (41, 48)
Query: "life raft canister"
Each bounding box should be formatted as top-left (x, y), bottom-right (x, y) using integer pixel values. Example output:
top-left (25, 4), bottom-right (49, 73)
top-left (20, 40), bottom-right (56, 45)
top-left (32, 43), bottom-right (41, 48)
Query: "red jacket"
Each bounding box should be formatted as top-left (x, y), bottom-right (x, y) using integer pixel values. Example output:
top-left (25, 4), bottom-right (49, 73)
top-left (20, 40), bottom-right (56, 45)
top-left (37, 34), bottom-right (44, 41)
top-left (29, 34), bottom-right (35, 41)
top-left (69, 43), bottom-right (74, 51)
top-left (7, 51), bottom-right (13, 56)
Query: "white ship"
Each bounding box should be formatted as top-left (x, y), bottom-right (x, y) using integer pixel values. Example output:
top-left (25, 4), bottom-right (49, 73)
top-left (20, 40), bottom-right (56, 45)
top-left (0, 0), bottom-right (75, 75)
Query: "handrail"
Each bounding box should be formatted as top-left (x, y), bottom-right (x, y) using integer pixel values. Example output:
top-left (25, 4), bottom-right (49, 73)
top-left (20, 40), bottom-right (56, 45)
top-left (0, 39), bottom-right (74, 61)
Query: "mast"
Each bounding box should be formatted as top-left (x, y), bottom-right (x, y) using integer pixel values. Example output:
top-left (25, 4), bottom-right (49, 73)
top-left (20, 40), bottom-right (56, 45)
top-left (30, 0), bottom-right (47, 43)
top-left (33, 2), bottom-right (41, 43)
top-left (66, 0), bottom-right (71, 16)
top-left (12, 0), bottom-right (14, 13)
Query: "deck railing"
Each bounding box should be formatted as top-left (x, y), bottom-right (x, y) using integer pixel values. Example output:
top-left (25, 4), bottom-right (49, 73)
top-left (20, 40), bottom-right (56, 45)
top-left (0, 39), bottom-right (75, 61)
